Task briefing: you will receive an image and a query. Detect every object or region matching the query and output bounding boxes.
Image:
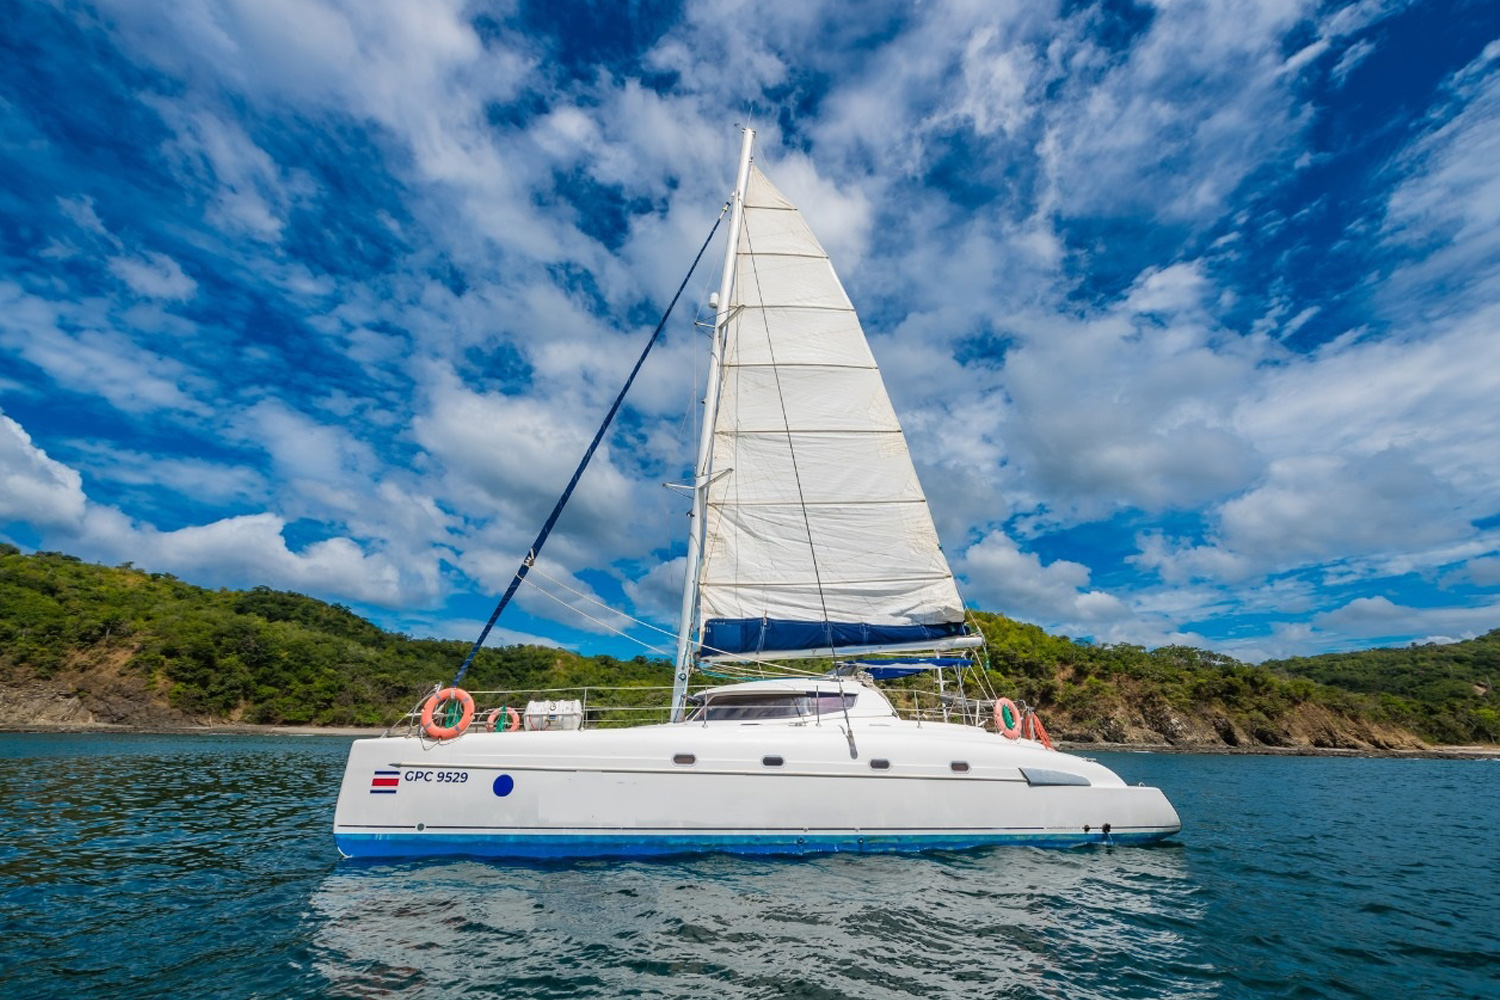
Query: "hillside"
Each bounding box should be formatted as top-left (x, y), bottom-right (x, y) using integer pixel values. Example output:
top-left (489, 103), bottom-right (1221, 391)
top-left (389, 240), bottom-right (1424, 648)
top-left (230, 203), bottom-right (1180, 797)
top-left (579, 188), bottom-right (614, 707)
top-left (961, 613), bottom-right (1429, 749)
top-left (0, 545), bottom-right (663, 728)
top-left (1262, 632), bottom-right (1500, 745)
top-left (1, 545), bottom-right (1493, 748)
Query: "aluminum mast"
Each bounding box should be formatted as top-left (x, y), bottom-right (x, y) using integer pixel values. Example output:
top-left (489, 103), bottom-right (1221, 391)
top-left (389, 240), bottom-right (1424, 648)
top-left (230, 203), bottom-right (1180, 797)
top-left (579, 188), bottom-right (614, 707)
top-left (670, 126), bottom-right (755, 721)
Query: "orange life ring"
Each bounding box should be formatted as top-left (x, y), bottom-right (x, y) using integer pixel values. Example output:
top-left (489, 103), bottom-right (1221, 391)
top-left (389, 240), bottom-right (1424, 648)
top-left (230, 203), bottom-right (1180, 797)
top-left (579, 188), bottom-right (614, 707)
top-left (1025, 710), bottom-right (1055, 751)
top-left (994, 697), bottom-right (1022, 738)
top-left (485, 705), bottom-right (521, 733)
top-left (421, 687), bottom-right (475, 739)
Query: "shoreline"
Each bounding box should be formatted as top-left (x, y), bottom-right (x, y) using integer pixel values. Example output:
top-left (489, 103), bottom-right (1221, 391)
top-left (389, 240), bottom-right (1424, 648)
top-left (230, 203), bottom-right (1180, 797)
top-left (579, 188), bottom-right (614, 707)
top-left (1056, 740), bottom-right (1500, 760)
top-left (3, 720), bottom-right (1496, 759)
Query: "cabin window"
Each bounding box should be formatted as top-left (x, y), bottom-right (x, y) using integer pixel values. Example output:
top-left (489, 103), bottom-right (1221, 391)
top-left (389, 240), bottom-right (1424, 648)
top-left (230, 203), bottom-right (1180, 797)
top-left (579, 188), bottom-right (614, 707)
top-left (870, 759), bottom-right (891, 771)
top-left (673, 753), bottom-right (696, 766)
top-left (950, 761), bottom-right (970, 773)
top-left (685, 691), bottom-right (858, 722)
top-left (762, 755), bottom-right (784, 767)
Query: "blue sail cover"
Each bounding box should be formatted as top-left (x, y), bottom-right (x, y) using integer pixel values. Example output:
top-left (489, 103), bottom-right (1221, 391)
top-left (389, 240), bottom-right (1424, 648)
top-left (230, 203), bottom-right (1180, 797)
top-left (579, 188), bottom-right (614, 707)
top-left (841, 656), bottom-right (972, 679)
top-left (702, 618), bottom-right (968, 658)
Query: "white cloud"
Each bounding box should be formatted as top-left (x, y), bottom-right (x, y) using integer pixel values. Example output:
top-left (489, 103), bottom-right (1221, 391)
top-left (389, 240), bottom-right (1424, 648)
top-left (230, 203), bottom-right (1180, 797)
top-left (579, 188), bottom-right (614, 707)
top-left (114, 511), bottom-right (409, 605)
top-left (399, 613), bottom-right (568, 650)
top-left (1313, 595), bottom-right (1500, 641)
top-left (411, 365), bottom-right (643, 547)
top-left (1463, 556), bottom-right (1500, 587)
top-left (1380, 49), bottom-right (1500, 320)
top-left (0, 409), bottom-right (442, 608)
top-left (67, 444), bottom-right (267, 505)
top-left (0, 414), bottom-right (87, 528)
top-left (993, 265), bottom-right (1268, 519)
top-left (146, 98), bottom-right (305, 241)
top-left (0, 282), bottom-right (209, 414)
top-left (957, 529), bottom-right (1129, 626)
top-left (1331, 39), bottom-right (1375, 85)
top-left (107, 251), bottom-right (198, 300)
top-left (623, 555), bottom-right (687, 629)
top-left (235, 398), bottom-right (378, 488)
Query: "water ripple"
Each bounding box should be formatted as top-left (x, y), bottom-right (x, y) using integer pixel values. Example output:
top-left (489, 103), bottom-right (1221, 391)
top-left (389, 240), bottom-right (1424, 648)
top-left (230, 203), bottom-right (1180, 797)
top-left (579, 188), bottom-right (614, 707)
top-left (2, 738), bottom-right (1497, 1000)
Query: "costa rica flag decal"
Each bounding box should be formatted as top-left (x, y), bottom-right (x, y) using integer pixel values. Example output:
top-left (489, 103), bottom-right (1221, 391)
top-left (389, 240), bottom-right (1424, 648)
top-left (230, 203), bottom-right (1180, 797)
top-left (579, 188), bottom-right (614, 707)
top-left (370, 770), bottom-right (400, 794)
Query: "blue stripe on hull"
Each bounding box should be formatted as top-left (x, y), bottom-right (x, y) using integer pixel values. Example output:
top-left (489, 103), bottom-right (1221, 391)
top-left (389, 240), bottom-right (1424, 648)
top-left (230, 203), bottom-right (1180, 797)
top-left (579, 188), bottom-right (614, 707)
top-left (335, 828), bottom-right (1178, 860)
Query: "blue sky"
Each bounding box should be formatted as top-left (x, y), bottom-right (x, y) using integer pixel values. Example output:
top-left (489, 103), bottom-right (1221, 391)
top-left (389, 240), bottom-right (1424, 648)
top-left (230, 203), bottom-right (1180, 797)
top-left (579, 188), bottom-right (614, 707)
top-left (3, 0), bottom-right (1499, 663)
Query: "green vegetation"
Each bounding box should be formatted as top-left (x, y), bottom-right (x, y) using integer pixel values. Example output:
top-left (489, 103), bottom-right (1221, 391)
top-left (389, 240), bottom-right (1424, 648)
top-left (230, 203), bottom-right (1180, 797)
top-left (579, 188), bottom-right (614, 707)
top-left (0, 545), bottom-right (667, 726)
top-left (963, 612), bottom-right (1385, 745)
top-left (0, 545), bottom-right (1494, 744)
top-left (1263, 633), bottom-right (1500, 744)
top-left (961, 612), bottom-right (1498, 745)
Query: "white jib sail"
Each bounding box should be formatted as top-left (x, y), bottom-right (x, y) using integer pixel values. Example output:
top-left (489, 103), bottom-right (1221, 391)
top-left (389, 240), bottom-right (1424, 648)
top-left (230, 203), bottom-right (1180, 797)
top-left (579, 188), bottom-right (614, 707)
top-left (696, 164), bottom-right (966, 658)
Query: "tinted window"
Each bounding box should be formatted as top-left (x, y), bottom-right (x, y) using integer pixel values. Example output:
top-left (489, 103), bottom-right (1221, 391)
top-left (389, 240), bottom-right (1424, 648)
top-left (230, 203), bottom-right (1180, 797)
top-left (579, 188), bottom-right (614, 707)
top-left (688, 692), bottom-right (857, 721)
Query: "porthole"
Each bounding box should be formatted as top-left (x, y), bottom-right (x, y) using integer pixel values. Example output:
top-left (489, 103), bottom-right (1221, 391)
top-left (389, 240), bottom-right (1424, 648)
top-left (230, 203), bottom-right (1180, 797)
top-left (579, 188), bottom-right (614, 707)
top-left (870, 759), bottom-right (891, 770)
top-left (762, 755), bottom-right (784, 767)
top-left (673, 753), bottom-right (696, 766)
top-left (950, 761), bottom-right (970, 773)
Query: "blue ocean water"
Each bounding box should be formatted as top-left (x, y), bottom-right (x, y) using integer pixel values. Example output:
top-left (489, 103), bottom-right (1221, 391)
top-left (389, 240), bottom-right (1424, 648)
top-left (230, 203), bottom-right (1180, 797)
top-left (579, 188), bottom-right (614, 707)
top-left (0, 735), bottom-right (1495, 999)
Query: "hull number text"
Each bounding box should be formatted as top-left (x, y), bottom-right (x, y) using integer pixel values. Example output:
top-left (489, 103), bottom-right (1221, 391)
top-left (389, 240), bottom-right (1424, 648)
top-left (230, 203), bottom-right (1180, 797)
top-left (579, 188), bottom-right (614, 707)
top-left (403, 770), bottom-right (469, 783)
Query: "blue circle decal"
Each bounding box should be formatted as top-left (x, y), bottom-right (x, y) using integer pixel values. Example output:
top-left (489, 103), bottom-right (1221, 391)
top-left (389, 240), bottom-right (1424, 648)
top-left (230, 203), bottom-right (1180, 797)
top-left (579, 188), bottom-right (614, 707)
top-left (492, 774), bottom-right (515, 797)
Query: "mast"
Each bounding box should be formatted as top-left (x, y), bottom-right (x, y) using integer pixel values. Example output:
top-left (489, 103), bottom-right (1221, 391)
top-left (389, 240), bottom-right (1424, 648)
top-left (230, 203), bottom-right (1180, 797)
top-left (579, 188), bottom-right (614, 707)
top-left (670, 126), bottom-right (755, 721)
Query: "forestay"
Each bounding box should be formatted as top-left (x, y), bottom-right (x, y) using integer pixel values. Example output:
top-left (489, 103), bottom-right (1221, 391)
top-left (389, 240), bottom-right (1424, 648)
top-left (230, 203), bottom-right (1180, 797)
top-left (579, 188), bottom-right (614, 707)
top-left (697, 165), bottom-right (967, 659)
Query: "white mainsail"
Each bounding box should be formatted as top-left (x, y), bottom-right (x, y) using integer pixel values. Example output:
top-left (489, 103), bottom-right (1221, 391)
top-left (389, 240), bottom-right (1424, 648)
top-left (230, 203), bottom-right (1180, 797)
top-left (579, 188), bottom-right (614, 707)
top-left (695, 164), bottom-right (967, 659)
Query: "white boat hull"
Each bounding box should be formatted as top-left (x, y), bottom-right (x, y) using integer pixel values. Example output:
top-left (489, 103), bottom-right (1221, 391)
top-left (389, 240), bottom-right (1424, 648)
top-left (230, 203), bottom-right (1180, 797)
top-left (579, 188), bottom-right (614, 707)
top-left (333, 720), bottom-right (1180, 859)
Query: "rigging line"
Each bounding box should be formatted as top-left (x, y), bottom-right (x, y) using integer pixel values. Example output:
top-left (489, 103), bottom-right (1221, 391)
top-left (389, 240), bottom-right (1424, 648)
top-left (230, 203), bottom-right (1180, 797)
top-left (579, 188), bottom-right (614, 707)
top-left (521, 560), bottom-right (680, 641)
top-left (742, 215), bottom-right (838, 655)
top-left (517, 575), bottom-right (678, 659)
top-left (528, 556), bottom-right (820, 677)
top-left (516, 525), bottom-right (819, 675)
top-left (450, 204), bottom-right (731, 686)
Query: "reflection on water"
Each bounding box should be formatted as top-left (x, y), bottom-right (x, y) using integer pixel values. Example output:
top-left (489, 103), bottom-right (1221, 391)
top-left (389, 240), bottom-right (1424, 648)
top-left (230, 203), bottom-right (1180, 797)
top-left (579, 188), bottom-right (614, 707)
top-left (2, 736), bottom-right (1497, 1000)
top-left (309, 846), bottom-right (1208, 999)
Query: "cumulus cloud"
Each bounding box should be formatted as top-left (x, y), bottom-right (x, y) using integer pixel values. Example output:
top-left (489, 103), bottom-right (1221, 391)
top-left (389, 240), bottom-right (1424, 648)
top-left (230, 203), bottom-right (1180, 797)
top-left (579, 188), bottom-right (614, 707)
top-left (0, 414), bottom-right (88, 528)
top-left (1313, 595), bottom-right (1500, 643)
top-left (0, 409), bottom-right (439, 608)
top-left (957, 530), bottom-right (1130, 626)
top-left (411, 365), bottom-right (646, 550)
top-left (623, 555), bottom-right (687, 629)
top-left (993, 263), bottom-right (1267, 519)
top-left (113, 511), bottom-right (409, 604)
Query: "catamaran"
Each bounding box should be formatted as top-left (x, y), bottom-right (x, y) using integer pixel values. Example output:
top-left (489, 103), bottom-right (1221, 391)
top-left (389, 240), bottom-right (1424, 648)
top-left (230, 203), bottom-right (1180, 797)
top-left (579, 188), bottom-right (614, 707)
top-left (332, 129), bottom-right (1181, 859)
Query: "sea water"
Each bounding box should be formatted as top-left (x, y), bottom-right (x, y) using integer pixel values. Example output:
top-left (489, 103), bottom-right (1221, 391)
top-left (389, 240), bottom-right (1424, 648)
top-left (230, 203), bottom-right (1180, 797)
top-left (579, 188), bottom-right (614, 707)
top-left (0, 734), bottom-right (1494, 999)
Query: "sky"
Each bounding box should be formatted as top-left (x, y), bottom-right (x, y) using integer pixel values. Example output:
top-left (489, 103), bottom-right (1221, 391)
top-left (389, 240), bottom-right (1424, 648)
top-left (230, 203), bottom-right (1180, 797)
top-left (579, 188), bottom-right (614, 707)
top-left (2, 0), bottom-right (1499, 665)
